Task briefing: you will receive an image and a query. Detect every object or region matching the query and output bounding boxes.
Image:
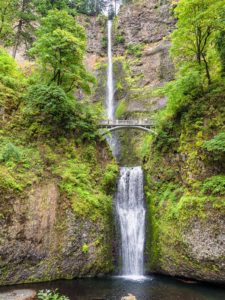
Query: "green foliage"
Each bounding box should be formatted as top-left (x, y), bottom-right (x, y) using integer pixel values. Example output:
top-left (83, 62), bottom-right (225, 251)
top-left (0, 166), bottom-right (23, 191)
top-left (156, 66), bottom-right (202, 129)
top-left (115, 99), bottom-right (127, 118)
top-left (216, 23), bottom-right (225, 77)
top-left (52, 150), bottom-right (114, 218)
top-left (0, 0), bottom-right (17, 44)
top-left (141, 135), bottom-right (153, 159)
top-left (0, 136), bottom-right (44, 191)
top-left (102, 163), bottom-right (118, 194)
top-left (171, 0), bottom-right (225, 85)
top-left (75, 0), bottom-right (107, 16)
top-left (202, 175), bottom-right (225, 196)
top-left (115, 35), bottom-right (125, 45)
top-left (11, 0), bottom-right (39, 57)
top-left (1, 143), bottom-right (21, 162)
top-left (82, 243), bottom-right (89, 254)
top-left (0, 47), bottom-right (24, 89)
top-left (30, 10), bottom-right (95, 92)
top-left (25, 83), bottom-right (99, 138)
top-left (101, 36), bottom-right (107, 49)
top-left (25, 84), bottom-right (76, 130)
top-left (37, 289), bottom-right (69, 300)
top-left (126, 43), bottom-right (145, 58)
top-left (203, 132), bottom-right (225, 155)
top-left (33, 0), bottom-right (73, 16)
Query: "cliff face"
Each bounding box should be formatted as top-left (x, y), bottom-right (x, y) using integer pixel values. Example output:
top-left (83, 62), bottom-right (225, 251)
top-left (113, 0), bottom-right (175, 114)
top-left (0, 139), bottom-right (117, 285)
top-left (144, 88), bottom-right (225, 283)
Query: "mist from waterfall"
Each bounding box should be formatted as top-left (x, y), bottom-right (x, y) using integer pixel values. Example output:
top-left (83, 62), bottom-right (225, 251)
top-left (116, 167), bottom-right (146, 278)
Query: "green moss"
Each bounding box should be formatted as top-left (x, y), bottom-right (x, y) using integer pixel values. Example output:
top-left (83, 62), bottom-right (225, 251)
top-left (115, 99), bottom-right (127, 118)
top-left (126, 43), bottom-right (145, 58)
top-left (144, 84), bottom-right (225, 274)
top-left (202, 175), bottom-right (225, 196)
top-left (82, 243), bottom-right (89, 254)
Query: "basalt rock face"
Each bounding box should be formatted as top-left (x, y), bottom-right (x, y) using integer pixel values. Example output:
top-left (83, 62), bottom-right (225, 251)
top-left (0, 167), bottom-right (115, 285)
top-left (83, 0), bottom-right (175, 115)
top-left (144, 90), bottom-right (225, 283)
top-left (101, 0), bottom-right (175, 165)
top-left (113, 0), bottom-right (175, 115)
top-left (148, 203), bottom-right (225, 284)
top-left (116, 0), bottom-right (174, 46)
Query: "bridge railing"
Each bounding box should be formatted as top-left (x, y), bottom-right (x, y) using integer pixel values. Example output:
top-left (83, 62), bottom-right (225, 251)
top-left (99, 119), bottom-right (155, 126)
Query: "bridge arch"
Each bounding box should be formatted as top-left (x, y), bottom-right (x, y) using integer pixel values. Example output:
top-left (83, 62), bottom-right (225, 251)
top-left (99, 125), bottom-right (156, 136)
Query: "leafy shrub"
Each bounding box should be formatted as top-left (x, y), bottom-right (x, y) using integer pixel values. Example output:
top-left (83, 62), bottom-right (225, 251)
top-left (82, 243), bottom-right (89, 254)
top-left (1, 143), bottom-right (21, 162)
top-left (0, 47), bottom-right (23, 89)
top-left (101, 36), bottom-right (107, 49)
top-left (0, 166), bottom-right (23, 191)
top-left (25, 83), bottom-right (99, 138)
top-left (202, 175), bottom-right (225, 196)
top-left (25, 83), bottom-right (75, 128)
top-left (115, 99), bottom-right (127, 118)
top-left (156, 66), bottom-right (202, 126)
top-left (37, 289), bottom-right (69, 300)
top-left (141, 135), bottom-right (153, 159)
top-left (203, 132), bottom-right (225, 156)
top-left (102, 163), bottom-right (118, 194)
top-left (115, 35), bottom-right (125, 44)
top-left (126, 43), bottom-right (144, 58)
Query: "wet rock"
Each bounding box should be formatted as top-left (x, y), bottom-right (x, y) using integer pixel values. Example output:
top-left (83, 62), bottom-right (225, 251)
top-left (0, 289), bottom-right (36, 300)
top-left (121, 294), bottom-right (137, 300)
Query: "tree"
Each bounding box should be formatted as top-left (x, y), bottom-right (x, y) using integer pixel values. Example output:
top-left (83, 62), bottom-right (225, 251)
top-left (216, 31), bottom-right (225, 77)
top-left (12, 0), bottom-right (37, 57)
top-left (29, 10), bottom-right (94, 93)
top-left (216, 10), bottom-right (225, 77)
top-left (0, 47), bottom-right (23, 88)
top-left (0, 0), bottom-right (17, 44)
top-left (33, 0), bottom-right (73, 16)
top-left (73, 0), bottom-right (108, 16)
top-left (171, 0), bottom-right (225, 85)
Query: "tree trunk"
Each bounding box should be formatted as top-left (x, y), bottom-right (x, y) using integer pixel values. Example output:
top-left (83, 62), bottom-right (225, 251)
top-left (12, 20), bottom-right (23, 58)
top-left (202, 53), bottom-right (211, 85)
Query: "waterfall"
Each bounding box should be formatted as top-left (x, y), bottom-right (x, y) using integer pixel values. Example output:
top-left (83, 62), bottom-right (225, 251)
top-left (106, 18), bottom-right (119, 157)
top-left (116, 167), bottom-right (146, 277)
top-left (104, 4), bottom-right (146, 278)
top-left (106, 19), bottom-right (114, 120)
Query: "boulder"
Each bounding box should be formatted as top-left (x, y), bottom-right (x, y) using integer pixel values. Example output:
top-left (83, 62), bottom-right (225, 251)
top-left (0, 289), bottom-right (36, 300)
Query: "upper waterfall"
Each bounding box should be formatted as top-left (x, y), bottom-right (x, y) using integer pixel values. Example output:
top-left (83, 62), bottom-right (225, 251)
top-left (106, 19), bottom-right (114, 120)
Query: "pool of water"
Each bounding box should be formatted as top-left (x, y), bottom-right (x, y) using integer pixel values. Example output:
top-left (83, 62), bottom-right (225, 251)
top-left (0, 275), bottom-right (225, 300)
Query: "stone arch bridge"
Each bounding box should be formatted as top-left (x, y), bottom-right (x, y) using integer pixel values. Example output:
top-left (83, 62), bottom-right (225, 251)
top-left (98, 119), bottom-right (155, 135)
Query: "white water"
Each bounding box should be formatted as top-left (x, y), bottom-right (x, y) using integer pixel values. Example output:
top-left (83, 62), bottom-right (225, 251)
top-left (106, 19), bottom-right (114, 120)
top-left (116, 167), bottom-right (146, 277)
top-left (105, 4), bottom-right (146, 278)
top-left (106, 18), bottom-right (119, 157)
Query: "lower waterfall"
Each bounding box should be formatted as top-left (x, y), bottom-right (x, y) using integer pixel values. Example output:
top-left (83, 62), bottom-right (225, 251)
top-left (116, 166), bottom-right (146, 277)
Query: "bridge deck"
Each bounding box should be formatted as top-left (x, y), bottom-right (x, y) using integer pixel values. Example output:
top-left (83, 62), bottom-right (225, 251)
top-left (99, 119), bottom-right (154, 128)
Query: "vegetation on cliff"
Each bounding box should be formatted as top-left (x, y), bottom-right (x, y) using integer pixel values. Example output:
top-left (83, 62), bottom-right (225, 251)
top-left (143, 0), bottom-right (225, 281)
top-left (0, 4), bottom-right (118, 284)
